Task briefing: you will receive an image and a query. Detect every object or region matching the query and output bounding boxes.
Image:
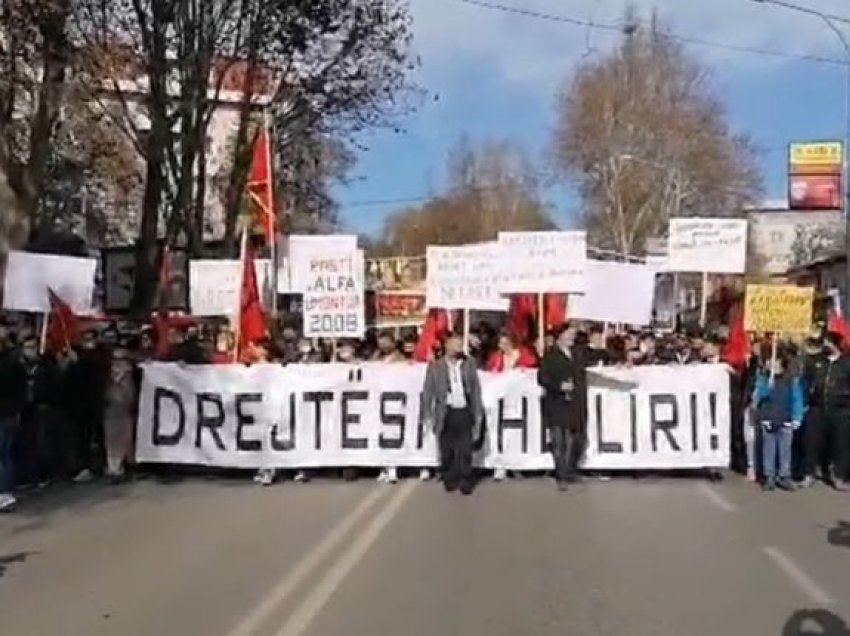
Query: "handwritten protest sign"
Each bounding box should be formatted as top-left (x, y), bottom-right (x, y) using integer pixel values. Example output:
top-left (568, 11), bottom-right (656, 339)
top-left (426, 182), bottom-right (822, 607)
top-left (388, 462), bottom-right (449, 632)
top-left (302, 249), bottom-right (365, 338)
top-left (569, 260), bottom-right (659, 326)
top-left (189, 259), bottom-right (271, 317)
top-left (426, 243), bottom-right (509, 311)
top-left (744, 284), bottom-right (814, 333)
top-left (3, 251), bottom-right (97, 314)
top-left (497, 231), bottom-right (587, 293)
top-left (283, 234), bottom-right (358, 293)
top-left (667, 218), bottom-right (747, 274)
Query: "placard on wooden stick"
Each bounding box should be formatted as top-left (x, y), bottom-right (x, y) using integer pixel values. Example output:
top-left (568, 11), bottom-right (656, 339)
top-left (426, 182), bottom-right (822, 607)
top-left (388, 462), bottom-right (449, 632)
top-left (744, 284), bottom-right (814, 333)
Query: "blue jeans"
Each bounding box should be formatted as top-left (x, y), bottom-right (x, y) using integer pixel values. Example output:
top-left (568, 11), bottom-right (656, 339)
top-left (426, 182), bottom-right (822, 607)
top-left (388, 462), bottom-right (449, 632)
top-left (761, 424), bottom-right (793, 482)
top-left (0, 416), bottom-right (18, 493)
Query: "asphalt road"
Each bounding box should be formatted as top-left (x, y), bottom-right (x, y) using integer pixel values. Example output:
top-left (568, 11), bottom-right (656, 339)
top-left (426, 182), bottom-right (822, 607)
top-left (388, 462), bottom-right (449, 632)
top-left (1, 473), bottom-right (849, 636)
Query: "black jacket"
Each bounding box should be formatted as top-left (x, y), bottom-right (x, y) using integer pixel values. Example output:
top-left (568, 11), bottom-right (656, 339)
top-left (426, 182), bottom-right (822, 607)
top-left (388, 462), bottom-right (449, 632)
top-left (0, 350), bottom-right (27, 417)
top-left (22, 357), bottom-right (64, 410)
top-left (802, 352), bottom-right (830, 408)
top-left (537, 346), bottom-right (587, 431)
top-left (823, 353), bottom-right (850, 412)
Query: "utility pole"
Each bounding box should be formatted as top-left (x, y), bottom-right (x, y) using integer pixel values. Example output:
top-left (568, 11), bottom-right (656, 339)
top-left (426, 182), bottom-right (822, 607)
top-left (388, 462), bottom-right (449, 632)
top-left (753, 0), bottom-right (850, 315)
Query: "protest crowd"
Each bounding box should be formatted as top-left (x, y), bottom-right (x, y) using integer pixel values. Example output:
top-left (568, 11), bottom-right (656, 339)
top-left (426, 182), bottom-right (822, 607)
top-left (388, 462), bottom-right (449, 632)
top-left (0, 206), bottom-right (846, 512)
top-left (2, 294), bottom-right (850, 509)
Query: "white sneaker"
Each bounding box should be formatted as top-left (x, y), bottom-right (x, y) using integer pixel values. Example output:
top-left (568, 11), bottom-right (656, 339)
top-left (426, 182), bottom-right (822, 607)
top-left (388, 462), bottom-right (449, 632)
top-left (419, 469), bottom-right (432, 482)
top-left (493, 468), bottom-right (507, 482)
top-left (376, 469), bottom-right (388, 483)
top-left (294, 470), bottom-right (308, 483)
top-left (73, 469), bottom-right (95, 484)
top-left (386, 467), bottom-right (398, 484)
top-left (0, 493), bottom-right (17, 512)
top-left (257, 469), bottom-right (275, 486)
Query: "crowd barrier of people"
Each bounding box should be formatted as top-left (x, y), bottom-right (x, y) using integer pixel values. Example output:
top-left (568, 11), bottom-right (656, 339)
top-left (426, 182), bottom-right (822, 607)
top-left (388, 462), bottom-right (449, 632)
top-left (1, 314), bottom-right (849, 511)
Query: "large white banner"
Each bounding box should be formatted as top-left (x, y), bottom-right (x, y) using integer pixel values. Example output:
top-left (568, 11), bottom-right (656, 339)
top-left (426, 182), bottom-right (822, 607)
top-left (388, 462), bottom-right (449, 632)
top-left (498, 231), bottom-right (587, 293)
top-left (3, 251), bottom-right (97, 313)
top-left (667, 218), bottom-right (747, 274)
top-left (569, 260), bottom-right (659, 326)
top-left (302, 249), bottom-right (366, 338)
top-left (189, 259), bottom-right (272, 317)
top-left (136, 363), bottom-right (730, 470)
top-left (425, 243), bottom-right (509, 311)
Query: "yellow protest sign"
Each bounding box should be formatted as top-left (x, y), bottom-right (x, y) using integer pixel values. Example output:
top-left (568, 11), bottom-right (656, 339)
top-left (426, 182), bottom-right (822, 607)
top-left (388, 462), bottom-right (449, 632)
top-left (744, 285), bottom-right (814, 333)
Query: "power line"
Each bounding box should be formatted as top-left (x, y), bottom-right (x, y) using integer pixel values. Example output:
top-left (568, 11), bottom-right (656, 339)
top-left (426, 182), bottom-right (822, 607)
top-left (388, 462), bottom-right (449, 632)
top-left (755, 0), bottom-right (850, 26)
top-left (456, 0), bottom-right (849, 66)
top-left (346, 195), bottom-right (434, 207)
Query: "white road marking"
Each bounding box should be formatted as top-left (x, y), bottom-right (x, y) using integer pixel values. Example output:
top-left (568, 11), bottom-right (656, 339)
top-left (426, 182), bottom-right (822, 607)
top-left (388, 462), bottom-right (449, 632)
top-left (227, 486), bottom-right (391, 636)
top-left (696, 482), bottom-right (737, 513)
top-left (762, 546), bottom-right (835, 606)
top-left (275, 480), bottom-right (419, 636)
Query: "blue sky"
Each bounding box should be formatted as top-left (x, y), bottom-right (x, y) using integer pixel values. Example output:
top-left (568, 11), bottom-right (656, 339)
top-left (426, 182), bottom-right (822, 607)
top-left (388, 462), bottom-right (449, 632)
top-left (333, 0), bottom-right (850, 237)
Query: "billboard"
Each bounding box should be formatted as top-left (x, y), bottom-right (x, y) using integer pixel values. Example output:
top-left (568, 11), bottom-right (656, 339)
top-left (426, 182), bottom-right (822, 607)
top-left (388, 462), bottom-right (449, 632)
top-left (788, 141), bottom-right (843, 211)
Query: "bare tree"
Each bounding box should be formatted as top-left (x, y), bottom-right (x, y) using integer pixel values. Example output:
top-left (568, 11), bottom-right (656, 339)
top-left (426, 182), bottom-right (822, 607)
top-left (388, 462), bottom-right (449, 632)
top-left (551, 9), bottom-right (762, 256)
top-left (70, 0), bottom-right (415, 311)
top-left (378, 137), bottom-right (554, 256)
top-left (219, 0), bottom-right (417, 252)
top-left (0, 0), bottom-right (73, 241)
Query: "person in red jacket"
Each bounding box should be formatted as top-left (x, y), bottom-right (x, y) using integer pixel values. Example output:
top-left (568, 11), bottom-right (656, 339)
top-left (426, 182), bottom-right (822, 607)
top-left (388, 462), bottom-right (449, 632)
top-left (487, 332), bottom-right (537, 482)
top-left (486, 332), bottom-right (538, 372)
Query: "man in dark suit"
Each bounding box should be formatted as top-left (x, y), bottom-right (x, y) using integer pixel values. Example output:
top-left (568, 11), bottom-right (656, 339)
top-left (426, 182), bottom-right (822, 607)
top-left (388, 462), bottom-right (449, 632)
top-left (538, 322), bottom-right (587, 491)
top-left (421, 332), bottom-right (484, 495)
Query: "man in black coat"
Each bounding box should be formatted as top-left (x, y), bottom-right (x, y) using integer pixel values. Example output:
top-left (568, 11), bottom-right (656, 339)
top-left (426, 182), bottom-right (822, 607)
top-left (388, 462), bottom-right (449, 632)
top-left (820, 332), bottom-right (850, 490)
top-left (0, 330), bottom-right (26, 510)
top-left (800, 336), bottom-right (829, 486)
top-left (538, 323), bottom-right (587, 491)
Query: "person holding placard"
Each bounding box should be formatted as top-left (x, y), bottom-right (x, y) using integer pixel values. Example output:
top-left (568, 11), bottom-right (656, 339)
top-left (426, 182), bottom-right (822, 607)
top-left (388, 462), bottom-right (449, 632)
top-left (753, 353), bottom-right (804, 492)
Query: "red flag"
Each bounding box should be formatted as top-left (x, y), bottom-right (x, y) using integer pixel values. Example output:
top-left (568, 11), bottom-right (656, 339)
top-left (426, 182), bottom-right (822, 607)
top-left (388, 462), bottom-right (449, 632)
top-left (246, 126), bottom-right (275, 246)
top-left (722, 307), bottom-right (749, 372)
top-left (828, 311), bottom-right (850, 350)
top-left (414, 309), bottom-right (452, 363)
top-left (544, 294), bottom-right (567, 331)
top-left (237, 240), bottom-right (267, 362)
top-left (507, 294), bottom-right (537, 344)
top-left (45, 288), bottom-right (81, 354)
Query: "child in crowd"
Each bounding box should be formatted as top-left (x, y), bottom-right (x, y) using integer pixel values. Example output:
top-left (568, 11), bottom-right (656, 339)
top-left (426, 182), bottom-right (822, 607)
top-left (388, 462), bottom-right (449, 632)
top-left (753, 352), bottom-right (804, 492)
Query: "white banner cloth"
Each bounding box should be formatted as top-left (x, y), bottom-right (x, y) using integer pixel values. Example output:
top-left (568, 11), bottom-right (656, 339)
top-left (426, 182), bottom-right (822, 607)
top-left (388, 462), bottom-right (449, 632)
top-left (136, 363), bottom-right (730, 470)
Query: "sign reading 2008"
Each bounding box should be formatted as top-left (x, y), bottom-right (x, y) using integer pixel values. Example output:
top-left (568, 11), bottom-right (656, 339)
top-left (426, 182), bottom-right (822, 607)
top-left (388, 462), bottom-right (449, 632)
top-left (136, 363), bottom-right (731, 470)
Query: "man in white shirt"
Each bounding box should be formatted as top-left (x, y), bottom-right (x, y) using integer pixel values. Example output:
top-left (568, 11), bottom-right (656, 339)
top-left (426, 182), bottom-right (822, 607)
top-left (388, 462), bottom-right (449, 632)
top-left (421, 333), bottom-right (484, 495)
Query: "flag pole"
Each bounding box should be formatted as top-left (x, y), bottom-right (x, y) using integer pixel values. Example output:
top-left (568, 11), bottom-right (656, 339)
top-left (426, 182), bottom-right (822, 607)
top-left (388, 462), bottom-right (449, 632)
top-left (233, 225), bottom-right (248, 363)
top-left (264, 111), bottom-right (278, 321)
top-left (39, 311), bottom-right (49, 355)
top-left (537, 293), bottom-right (545, 354)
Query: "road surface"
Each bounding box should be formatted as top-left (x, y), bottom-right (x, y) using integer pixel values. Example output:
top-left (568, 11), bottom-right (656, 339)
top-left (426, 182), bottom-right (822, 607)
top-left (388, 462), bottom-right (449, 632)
top-left (1, 473), bottom-right (849, 635)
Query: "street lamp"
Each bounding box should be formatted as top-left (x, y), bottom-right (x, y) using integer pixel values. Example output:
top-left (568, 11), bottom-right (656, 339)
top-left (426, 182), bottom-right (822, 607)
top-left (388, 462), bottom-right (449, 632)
top-left (753, 0), bottom-right (850, 316)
